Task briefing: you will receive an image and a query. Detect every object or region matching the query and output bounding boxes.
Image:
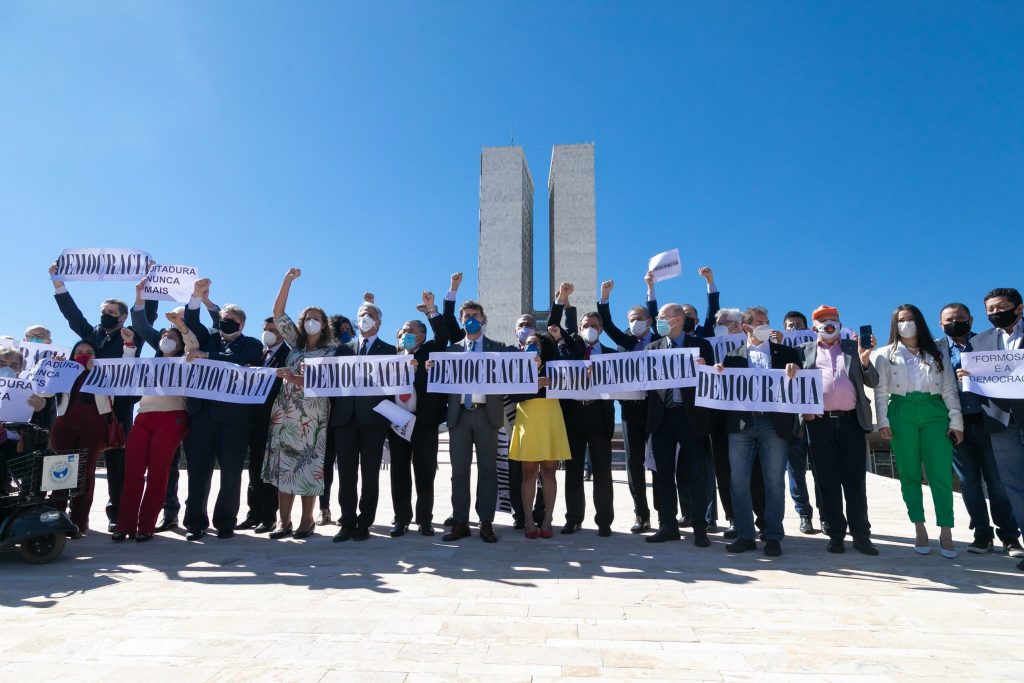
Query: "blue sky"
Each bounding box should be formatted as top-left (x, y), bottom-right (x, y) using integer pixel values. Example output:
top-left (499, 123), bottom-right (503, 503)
top-left (1, 2), bottom-right (1021, 349)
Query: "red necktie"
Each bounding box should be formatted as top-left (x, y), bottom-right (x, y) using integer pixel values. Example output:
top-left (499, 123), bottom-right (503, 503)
top-left (584, 345), bottom-right (593, 360)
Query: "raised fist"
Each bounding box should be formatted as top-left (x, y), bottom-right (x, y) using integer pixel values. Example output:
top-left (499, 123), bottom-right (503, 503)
top-left (286, 267), bottom-right (302, 281)
top-left (698, 266), bottom-right (714, 284)
top-left (600, 280), bottom-right (614, 299)
top-left (450, 272), bottom-right (463, 290)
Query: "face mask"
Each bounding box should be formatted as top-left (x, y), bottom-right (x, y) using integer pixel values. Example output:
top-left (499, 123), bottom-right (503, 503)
top-left (713, 325), bottom-right (730, 337)
top-left (464, 317), bottom-right (481, 335)
top-left (524, 343), bottom-right (539, 354)
top-left (815, 319), bottom-right (841, 340)
top-left (752, 324), bottom-right (772, 343)
top-left (339, 331), bottom-right (353, 344)
top-left (516, 327), bottom-right (535, 344)
top-left (0, 367), bottom-right (16, 378)
top-left (358, 315), bottom-right (376, 333)
top-left (629, 319), bottom-right (649, 336)
top-left (74, 353), bottom-right (92, 367)
top-left (942, 320), bottom-right (970, 338)
top-left (988, 308), bottom-right (1019, 330)
top-left (583, 327), bottom-right (600, 344)
top-left (26, 336), bottom-right (45, 344)
top-left (159, 337), bottom-right (179, 354)
top-left (897, 320), bottom-right (917, 338)
top-left (682, 316), bottom-right (697, 334)
top-left (303, 318), bottom-right (322, 335)
top-left (100, 313), bottom-right (120, 330)
top-left (219, 318), bottom-right (241, 335)
top-left (656, 320), bottom-right (671, 337)
top-left (400, 333), bottom-right (418, 351)
top-left (261, 330), bottom-right (278, 346)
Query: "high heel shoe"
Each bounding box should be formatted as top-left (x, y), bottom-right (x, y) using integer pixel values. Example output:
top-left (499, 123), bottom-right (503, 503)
top-left (269, 524), bottom-right (294, 539)
top-left (525, 528), bottom-right (539, 539)
top-left (293, 523), bottom-right (316, 539)
top-left (539, 527), bottom-right (554, 539)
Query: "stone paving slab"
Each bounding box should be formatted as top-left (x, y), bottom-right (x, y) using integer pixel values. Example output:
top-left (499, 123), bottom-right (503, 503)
top-left (1, 446), bottom-right (1021, 682)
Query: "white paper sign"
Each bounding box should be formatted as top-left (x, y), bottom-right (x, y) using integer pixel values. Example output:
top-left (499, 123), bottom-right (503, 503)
top-left (706, 333), bottom-right (747, 364)
top-left (962, 350), bottom-right (1024, 399)
top-left (0, 377), bottom-right (37, 422)
top-left (17, 341), bottom-right (71, 373)
top-left (546, 348), bottom-right (700, 399)
top-left (26, 359), bottom-right (85, 395)
top-left (427, 351), bottom-right (538, 395)
top-left (648, 248), bottom-right (682, 282)
top-left (79, 357), bottom-right (277, 404)
top-left (303, 356), bottom-right (415, 397)
top-left (141, 264), bottom-right (200, 303)
top-left (51, 248), bottom-right (154, 282)
top-left (694, 365), bottom-right (825, 414)
top-left (373, 399), bottom-right (417, 441)
top-left (40, 453), bottom-right (80, 492)
top-left (778, 330), bottom-right (817, 348)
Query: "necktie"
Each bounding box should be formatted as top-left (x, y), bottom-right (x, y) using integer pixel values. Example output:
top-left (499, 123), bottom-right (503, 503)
top-left (262, 349), bottom-right (272, 366)
top-left (584, 345), bottom-right (593, 360)
top-left (463, 340), bottom-right (475, 409)
top-left (360, 339), bottom-right (369, 355)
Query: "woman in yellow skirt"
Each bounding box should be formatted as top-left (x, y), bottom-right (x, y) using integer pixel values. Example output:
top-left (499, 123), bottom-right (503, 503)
top-left (509, 332), bottom-right (571, 539)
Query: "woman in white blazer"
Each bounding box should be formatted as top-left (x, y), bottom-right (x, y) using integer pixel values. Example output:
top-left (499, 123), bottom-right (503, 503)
top-left (873, 304), bottom-right (964, 558)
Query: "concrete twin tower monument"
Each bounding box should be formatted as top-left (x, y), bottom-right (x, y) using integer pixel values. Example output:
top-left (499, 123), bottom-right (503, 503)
top-left (477, 143), bottom-right (597, 342)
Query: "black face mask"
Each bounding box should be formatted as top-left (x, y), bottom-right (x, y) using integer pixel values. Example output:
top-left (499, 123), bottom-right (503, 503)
top-left (682, 316), bottom-right (697, 333)
top-left (942, 320), bottom-right (971, 338)
top-left (220, 318), bottom-right (241, 335)
top-left (988, 308), bottom-right (1019, 330)
top-left (100, 313), bottom-right (120, 330)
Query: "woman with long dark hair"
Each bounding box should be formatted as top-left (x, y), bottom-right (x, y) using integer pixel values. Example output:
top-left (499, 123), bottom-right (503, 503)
top-left (873, 304), bottom-right (963, 558)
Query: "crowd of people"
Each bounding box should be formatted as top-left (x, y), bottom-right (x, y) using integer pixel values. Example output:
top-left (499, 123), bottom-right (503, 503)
top-left (2, 264), bottom-right (1023, 572)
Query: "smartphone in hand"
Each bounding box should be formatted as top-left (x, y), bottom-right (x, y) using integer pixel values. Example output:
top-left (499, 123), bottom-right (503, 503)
top-left (859, 325), bottom-right (874, 350)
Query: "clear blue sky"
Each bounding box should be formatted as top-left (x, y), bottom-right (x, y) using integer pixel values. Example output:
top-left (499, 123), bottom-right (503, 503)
top-left (2, 2), bottom-right (1021, 349)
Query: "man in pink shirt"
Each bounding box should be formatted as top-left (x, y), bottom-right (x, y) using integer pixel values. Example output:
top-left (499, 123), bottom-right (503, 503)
top-left (798, 305), bottom-right (881, 555)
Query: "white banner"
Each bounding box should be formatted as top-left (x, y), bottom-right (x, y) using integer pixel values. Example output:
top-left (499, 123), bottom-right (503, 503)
top-left (26, 359), bottom-right (85, 395)
top-left (303, 355), bottom-right (415, 397)
top-left (706, 333), bottom-right (747, 364)
top-left (0, 377), bottom-right (37, 422)
top-left (962, 350), bottom-right (1024, 399)
top-left (40, 453), bottom-right (80, 492)
top-left (17, 341), bottom-right (71, 373)
top-left (51, 248), bottom-right (154, 282)
top-left (648, 248), bottom-right (682, 282)
top-left (546, 347), bottom-right (700, 399)
top-left (79, 357), bottom-right (277, 404)
top-left (427, 351), bottom-right (538, 395)
top-left (141, 264), bottom-right (200, 303)
top-left (373, 399), bottom-right (417, 441)
top-left (778, 330), bottom-right (817, 348)
top-left (694, 365), bottom-right (825, 414)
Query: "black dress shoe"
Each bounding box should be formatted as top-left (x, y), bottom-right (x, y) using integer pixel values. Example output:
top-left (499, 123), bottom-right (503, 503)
top-left (253, 522), bottom-right (274, 534)
top-left (560, 523), bottom-right (581, 535)
top-left (827, 537), bottom-right (846, 553)
top-left (645, 527), bottom-right (681, 543)
top-left (111, 531), bottom-right (128, 542)
top-left (216, 528), bottom-right (234, 539)
top-left (693, 531), bottom-right (711, 548)
top-left (597, 525), bottom-right (612, 538)
top-left (419, 523), bottom-right (435, 537)
top-left (443, 515), bottom-right (457, 527)
top-left (353, 526), bottom-right (370, 541)
top-left (293, 524), bottom-right (316, 540)
top-left (852, 537), bottom-right (879, 556)
top-left (723, 523), bottom-right (738, 539)
top-left (155, 516), bottom-right (178, 533)
top-left (389, 523), bottom-right (409, 538)
top-left (512, 518), bottom-right (526, 530)
top-left (185, 528), bottom-right (205, 541)
top-left (799, 516), bottom-right (817, 535)
top-left (678, 515), bottom-right (693, 529)
top-left (269, 525), bottom-right (294, 539)
top-left (706, 523), bottom-right (719, 534)
top-left (479, 522), bottom-right (498, 543)
top-left (443, 523), bottom-right (471, 542)
top-left (764, 539), bottom-right (782, 556)
top-left (333, 527), bottom-right (356, 542)
top-left (135, 533), bottom-right (153, 543)
top-left (630, 517), bottom-right (651, 534)
top-left (725, 538), bottom-right (757, 553)
top-left (757, 531), bottom-right (767, 542)
top-left (107, 521), bottom-right (118, 533)
top-left (235, 517), bottom-right (258, 531)
top-left (821, 520), bottom-right (832, 537)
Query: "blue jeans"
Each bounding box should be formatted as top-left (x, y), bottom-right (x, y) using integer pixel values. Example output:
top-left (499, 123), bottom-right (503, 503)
top-left (953, 418), bottom-right (1019, 544)
top-left (729, 417), bottom-right (788, 542)
top-left (990, 424), bottom-right (1024, 542)
top-left (786, 434), bottom-right (815, 517)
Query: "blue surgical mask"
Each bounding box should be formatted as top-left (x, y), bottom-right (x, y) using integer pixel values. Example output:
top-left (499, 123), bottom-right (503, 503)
top-left (0, 367), bottom-right (16, 378)
top-left (524, 343), bottom-right (539, 353)
top-left (464, 317), bottom-right (481, 335)
top-left (27, 337), bottom-right (45, 344)
top-left (401, 333), bottom-right (418, 351)
top-left (656, 320), bottom-right (671, 337)
top-left (339, 331), bottom-right (353, 344)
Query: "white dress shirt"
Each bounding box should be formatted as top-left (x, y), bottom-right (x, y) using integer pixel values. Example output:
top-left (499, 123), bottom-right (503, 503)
top-left (895, 342), bottom-right (929, 393)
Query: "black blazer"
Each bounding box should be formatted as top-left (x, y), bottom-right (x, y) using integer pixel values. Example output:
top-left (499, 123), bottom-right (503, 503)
top-left (548, 301), bottom-right (616, 437)
top-left (443, 297), bottom-right (579, 345)
top-left (253, 342), bottom-right (291, 422)
top-left (722, 340), bottom-right (801, 439)
top-left (328, 336), bottom-right (399, 428)
top-left (645, 335), bottom-right (716, 437)
top-left (409, 315), bottom-right (449, 429)
top-left (597, 299), bottom-right (664, 426)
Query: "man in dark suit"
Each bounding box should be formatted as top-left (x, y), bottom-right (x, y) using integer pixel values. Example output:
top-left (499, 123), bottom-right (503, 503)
top-left (644, 303), bottom-right (716, 546)
top-left (549, 282), bottom-right (617, 537)
top-left (330, 302), bottom-right (397, 542)
top-left (719, 306), bottom-right (801, 557)
top-left (182, 278), bottom-right (264, 540)
top-left (236, 316), bottom-right (291, 533)
top-left (48, 262), bottom-right (153, 532)
top-left (387, 291), bottom-right (448, 537)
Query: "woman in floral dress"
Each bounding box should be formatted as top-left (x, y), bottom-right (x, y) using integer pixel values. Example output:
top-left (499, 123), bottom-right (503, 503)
top-left (262, 268), bottom-right (336, 539)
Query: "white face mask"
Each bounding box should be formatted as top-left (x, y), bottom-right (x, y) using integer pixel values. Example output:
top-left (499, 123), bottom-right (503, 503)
top-left (583, 327), bottom-right (600, 344)
top-left (303, 318), bottom-right (322, 335)
top-left (897, 320), bottom-right (917, 339)
top-left (629, 319), bottom-right (649, 336)
top-left (358, 315), bottom-right (376, 333)
top-left (752, 324), bottom-right (772, 343)
top-left (713, 325), bottom-right (730, 337)
top-left (516, 327), bottom-right (535, 344)
top-left (815, 319), bottom-right (841, 340)
top-left (158, 337), bottom-right (179, 354)
top-left (261, 330), bottom-right (278, 347)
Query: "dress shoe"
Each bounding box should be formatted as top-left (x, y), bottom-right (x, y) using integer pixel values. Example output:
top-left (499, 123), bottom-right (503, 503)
top-left (443, 515), bottom-right (457, 527)
top-left (799, 516), bottom-right (816, 535)
top-left (107, 521), bottom-right (118, 533)
top-left (479, 522), bottom-right (498, 543)
top-left (525, 528), bottom-right (539, 540)
top-left (678, 515), bottom-right (693, 529)
top-left (821, 519), bottom-right (832, 537)
top-left (135, 533), bottom-right (153, 543)
top-left (725, 538), bottom-right (757, 553)
top-left (539, 527), bottom-right (554, 539)
top-left (827, 537), bottom-right (845, 553)
top-left (913, 545), bottom-right (931, 555)
top-left (70, 529), bottom-right (84, 540)
top-left (418, 523), bottom-right (435, 537)
top-left (630, 517), bottom-right (651, 534)
top-left (597, 525), bottom-right (612, 538)
top-left (293, 524), bottom-right (316, 540)
top-left (967, 538), bottom-right (993, 554)
top-left (317, 509), bottom-right (333, 526)
top-left (763, 539), bottom-right (782, 556)
top-left (185, 528), bottom-right (205, 541)
top-left (235, 517), bottom-right (258, 531)
top-left (757, 531), bottom-right (767, 542)
top-left (560, 523), bottom-right (581, 535)
top-left (513, 518), bottom-right (526, 530)
top-left (333, 527), bottom-right (356, 542)
top-left (443, 523), bottom-right (471, 542)
top-left (111, 531), bottom-right (128, 542)
top-left (269, 525), bottom-right (294, 539)
top-left (706, 523), bottom-right (719, 534)
top-left (723, 523), bottom-right (737, 539)
top-left (693, 531), bottom-right (710, 548)
top-left (216, 528), bottom-right (234, 539)
top-left (389, 523), bottom-right (409, 538)
top-left (253, 522), bottom-right (274, 534)
top-left (155, 516), bottom-right (178, 533)
top-left (353, 526), bottom-right (370, 541)
top-left (645, 527), bottom-right (681, 543)
top-left (852, 537), bottom-right (879, 556)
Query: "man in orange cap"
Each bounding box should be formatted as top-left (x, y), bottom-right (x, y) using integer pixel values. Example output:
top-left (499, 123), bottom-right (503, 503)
top-left (798, 305), bottom-right (880, 554)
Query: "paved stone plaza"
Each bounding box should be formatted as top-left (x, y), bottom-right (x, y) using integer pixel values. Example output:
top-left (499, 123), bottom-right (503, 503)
top-left (2, 439), bottom-right (1021, 682)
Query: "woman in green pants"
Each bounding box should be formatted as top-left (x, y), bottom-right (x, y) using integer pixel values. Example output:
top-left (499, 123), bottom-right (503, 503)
top-left (873, 304), bottom-right (964, 558)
